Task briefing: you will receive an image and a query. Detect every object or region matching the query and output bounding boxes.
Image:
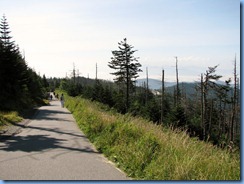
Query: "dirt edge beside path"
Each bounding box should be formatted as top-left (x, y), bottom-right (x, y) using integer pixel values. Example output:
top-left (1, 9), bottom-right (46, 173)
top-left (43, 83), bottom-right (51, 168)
top-left (0, 107), bottom-right (40, 139)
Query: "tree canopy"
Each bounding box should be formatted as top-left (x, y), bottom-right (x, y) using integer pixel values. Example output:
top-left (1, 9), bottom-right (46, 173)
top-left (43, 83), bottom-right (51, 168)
top-left (108, 38), bottom-right (142, 111)
top-left (0, 15), bottom-right (47, 111)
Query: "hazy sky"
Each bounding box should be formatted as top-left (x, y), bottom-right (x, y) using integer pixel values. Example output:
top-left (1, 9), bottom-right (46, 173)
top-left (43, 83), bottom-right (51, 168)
top-left (0, 0), bottom-right (240, 82)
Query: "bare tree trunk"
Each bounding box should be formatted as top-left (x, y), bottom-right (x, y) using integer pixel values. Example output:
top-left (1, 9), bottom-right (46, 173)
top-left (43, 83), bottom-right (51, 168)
top-left (126, 64), bottom-right (129, 112)
top-left (73, 63), bottom-right (76, 83)
top-left (235, 77), bottom-right (240, 142)
top-left (161, 69), bottom-right (165, 123)
top-left (173, 86), bottom-right (176, 107)
top-left (146, 67), bottom-right (149, 105)
top-left (218, 100), bottom-right (222, 140)
top-left (175, 57), bottom-right (180, 106)
top-left (95, 63), bottom-right (98, 80)
top-left (208, 99), bottom-right (214, 137)
top-left (201, 74), bottom-right (206, 140)
top-left (230, 55), bottom-right (237, 142)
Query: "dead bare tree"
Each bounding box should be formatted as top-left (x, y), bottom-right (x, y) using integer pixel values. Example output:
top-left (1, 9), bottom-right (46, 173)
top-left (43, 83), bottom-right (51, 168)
top-left (230, 55), bottom-right (237, 142)
top-left (146, 67), bottom-right (149, 105)
top-left (200, 74), bottom-right (206, 140)
top-left (161, 69), bottom-right (165, 123)
top-left (175, 57), bottom-right (180, 106)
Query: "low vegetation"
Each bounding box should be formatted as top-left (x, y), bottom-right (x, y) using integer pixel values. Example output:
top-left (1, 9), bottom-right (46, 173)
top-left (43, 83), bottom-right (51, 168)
top-left (0, 111), bottom-right (23, 128)
top-left (61, 91), bottom-right (240, 180)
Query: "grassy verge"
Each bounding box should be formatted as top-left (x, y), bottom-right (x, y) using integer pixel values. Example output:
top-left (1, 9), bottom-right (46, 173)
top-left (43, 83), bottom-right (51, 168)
top-left (0, 99), bottom-right (49, 130)
top-left (0, 111), bottom-right (23, 128)
top-left (61, 92), bottom-right (240, 180)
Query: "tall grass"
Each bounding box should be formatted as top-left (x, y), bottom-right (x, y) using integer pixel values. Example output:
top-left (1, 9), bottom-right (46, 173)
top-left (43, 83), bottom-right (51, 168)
top-left (0, 111), bottom-right (23, 127)
top-left (62, 92), bottom-right (240, 180)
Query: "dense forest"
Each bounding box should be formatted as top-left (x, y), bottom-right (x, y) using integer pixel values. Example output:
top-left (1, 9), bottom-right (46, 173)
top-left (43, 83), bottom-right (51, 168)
top-left (0, 14), bottom-right (240, 149)
top-left (51, 39), bottom-right (240, 149)
top-left (0, 15), bottom-right (48, 111)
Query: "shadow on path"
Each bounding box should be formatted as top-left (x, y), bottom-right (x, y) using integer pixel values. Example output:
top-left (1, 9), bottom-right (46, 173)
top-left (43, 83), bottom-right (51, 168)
top-left (4, 122), bottom-right (87, 140)
top-left (0, 134), bottom-right (97, 154)
top-left (0, 102), bottom-right (98, 155)
top-left (35, 109), bottom-right (72, 120)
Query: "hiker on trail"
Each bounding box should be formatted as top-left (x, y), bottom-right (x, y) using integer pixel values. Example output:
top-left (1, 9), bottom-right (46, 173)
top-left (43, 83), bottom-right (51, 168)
top-left (60, 94), bottom-right (64, 108)
top-left (50, 94), bottom-right (53, 100)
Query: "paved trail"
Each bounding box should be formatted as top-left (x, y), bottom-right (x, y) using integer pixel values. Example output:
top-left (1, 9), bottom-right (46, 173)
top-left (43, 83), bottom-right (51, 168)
top-left (0, 100), bottom-right (129, 180)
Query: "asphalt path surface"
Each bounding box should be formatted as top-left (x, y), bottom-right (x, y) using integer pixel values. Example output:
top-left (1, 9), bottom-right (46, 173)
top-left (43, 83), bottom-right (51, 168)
top-left (0, 100), bottom-right (129, 180)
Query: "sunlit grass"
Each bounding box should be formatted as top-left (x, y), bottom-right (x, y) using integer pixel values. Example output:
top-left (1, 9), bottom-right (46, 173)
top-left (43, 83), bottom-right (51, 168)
top-left (60, 91), bottom-right (240, 180)
top-left (0, 111), bottom-right (23, 127)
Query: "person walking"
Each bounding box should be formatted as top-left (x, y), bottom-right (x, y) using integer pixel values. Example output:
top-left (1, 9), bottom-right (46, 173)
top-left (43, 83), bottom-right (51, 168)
top-left (60, 94), bottom-right (65, 108)
top-left (50, 94), bottom-right (53, 101)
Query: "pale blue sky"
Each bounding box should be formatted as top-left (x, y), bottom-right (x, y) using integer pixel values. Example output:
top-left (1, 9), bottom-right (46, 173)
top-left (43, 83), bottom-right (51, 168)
top-left (0, 0), bottom-right (240, 82)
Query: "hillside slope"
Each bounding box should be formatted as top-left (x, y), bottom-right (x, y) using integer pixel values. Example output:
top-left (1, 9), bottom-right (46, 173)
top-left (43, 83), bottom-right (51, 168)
top-left (62, 91), bottom-right (240, 180)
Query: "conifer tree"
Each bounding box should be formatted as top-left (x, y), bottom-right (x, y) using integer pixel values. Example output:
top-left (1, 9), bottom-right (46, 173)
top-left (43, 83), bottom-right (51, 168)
top-left (0, 15), bottom-right (24, 109)
top-left (0, 15), bottom-right (46, 110)
top-left (0, 15), bottom-right (16, 51)
top-left (201, 65), bottom-right (222, 140)
top-left (108, 38), bottom-right (142, 112)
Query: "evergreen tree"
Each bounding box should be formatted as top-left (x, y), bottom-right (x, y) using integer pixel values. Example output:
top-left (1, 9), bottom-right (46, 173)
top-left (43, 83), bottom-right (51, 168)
top-left (42, 74), bottom-right (49, 90)
top-left (0, 15), bottom-right (28, 109)
top-left (0, 15), bottom-right (16, 51)
top-left (0, 15), bottom-right (46, 110)
top-left (108, 38), bottom-right (142, 112)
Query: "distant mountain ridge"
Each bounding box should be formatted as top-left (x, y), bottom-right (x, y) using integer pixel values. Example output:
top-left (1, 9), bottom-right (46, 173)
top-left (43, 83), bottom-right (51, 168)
top-left (136, 78), bottom-right (176, 89)
top-left (136, 78), bottom-right (235, 90)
